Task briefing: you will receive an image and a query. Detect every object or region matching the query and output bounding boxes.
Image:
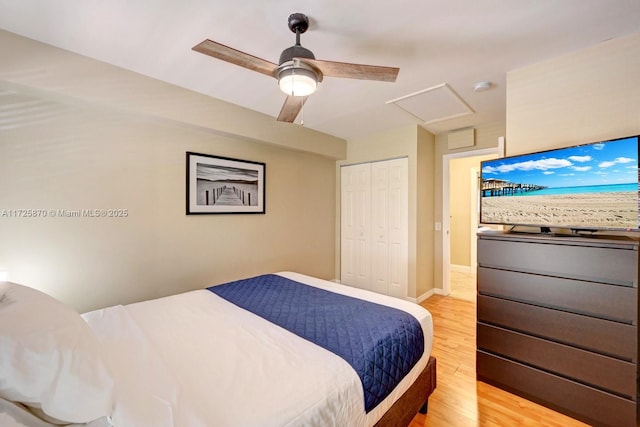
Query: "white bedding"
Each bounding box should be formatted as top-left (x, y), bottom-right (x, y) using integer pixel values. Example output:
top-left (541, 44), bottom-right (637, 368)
top-left (0, 399), bottom-right (112, 427)
top-left (81, 272), bottom-right (434, 427)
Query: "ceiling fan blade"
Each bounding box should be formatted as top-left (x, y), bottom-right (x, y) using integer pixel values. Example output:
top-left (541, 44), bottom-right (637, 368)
top-left (303, 58), bottom-right (399, 82)
top-left (277, 96), bottom-right (308, 123)
top-left (192, 39), bottom-right (278, 78)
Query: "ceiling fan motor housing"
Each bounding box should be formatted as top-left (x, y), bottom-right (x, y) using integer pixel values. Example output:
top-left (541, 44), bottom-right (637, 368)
top-left (279, 44), bottom-right (315, 65)
top-left (279, 12), bottom-right (317, 66)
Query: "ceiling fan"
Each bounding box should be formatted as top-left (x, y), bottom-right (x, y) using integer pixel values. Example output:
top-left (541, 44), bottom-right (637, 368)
top-left (192, 13), bottom-right (400, 123)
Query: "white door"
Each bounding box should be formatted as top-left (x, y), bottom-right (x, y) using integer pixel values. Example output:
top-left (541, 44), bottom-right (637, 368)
top-left (340, 163), bottom-right (371, 289)
top-left (387, 158), bottom-right (408, 298)
top-left (371, 161), bottom-right (389, 294)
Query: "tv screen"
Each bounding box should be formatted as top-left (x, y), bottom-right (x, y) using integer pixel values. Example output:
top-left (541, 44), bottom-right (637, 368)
top-left (480, 135), bottom-right (640, 232)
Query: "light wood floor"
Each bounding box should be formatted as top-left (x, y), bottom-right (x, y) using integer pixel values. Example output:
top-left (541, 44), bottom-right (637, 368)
top-left (449, 269), bottom-right (476, 302)
top-left (409, 295), bottom-right (589, 427)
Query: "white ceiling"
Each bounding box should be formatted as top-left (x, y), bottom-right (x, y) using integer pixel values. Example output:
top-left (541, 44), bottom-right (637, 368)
top-left (1, 0), bottom-right (639, 140)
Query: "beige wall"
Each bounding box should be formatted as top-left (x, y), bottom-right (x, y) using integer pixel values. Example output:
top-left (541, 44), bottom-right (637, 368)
top-left (449, 156), bottom-right (474, 267)
top-left (507, 32), bottom-right (640, 154)
top-left (0, 100), bottom-right (339, 313)
top-left (416, 126), bottom-right (435, 298)
top-left (0, 32), bottom-right (345, 313)
top-left (339, 125), bottom-right (435, 299)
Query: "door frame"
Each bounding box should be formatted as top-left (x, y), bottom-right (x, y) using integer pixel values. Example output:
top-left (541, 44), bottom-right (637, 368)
top-left (470, 166), bottom-right (480, 271)
top-left (441, 137), bottom-right (504, 296)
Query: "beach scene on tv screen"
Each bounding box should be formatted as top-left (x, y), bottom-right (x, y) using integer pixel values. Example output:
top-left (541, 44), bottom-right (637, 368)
top-left (481, 136), bottom-right (640, 229)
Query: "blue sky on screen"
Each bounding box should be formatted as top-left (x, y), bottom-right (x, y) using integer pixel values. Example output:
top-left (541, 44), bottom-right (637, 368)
top-left (482, 137), bottom-right (639, 188)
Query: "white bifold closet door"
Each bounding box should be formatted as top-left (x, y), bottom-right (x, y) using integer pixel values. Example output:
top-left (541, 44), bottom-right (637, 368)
top-left (340, 162), bottom-right (371, 290)
top-left (340, 157), bottom-right (408, 299)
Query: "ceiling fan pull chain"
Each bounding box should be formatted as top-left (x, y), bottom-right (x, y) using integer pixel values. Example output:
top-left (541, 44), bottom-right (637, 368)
top-left (291, 68), bottom-right (297, 96)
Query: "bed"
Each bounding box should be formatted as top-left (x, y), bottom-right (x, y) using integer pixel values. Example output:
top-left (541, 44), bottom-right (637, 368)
top-left (0, 271), bottom-right (436, 427)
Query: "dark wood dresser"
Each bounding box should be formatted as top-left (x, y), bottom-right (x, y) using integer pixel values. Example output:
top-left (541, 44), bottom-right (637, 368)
top-left (476, 231), bottom-right (639, 427)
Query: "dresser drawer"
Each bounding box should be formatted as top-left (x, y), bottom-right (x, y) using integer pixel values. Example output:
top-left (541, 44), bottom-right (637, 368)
top-left (477, 323), bottom-right (637, 398)
top-left (478, 267), bottom-right (638, 324)
top-left (477, 351), bottom-right (637, 427)
top-left (478, 237), bottom-right (638, 286)
top-left (478, 295), bottom-right (637, 361)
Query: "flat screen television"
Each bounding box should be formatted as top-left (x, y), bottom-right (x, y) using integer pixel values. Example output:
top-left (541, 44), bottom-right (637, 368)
top-left (480, 135), bottom-right (640, 233)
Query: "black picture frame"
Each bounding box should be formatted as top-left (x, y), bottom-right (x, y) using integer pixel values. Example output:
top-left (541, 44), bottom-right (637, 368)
top-left (186, 152), bottom-right (265, 214)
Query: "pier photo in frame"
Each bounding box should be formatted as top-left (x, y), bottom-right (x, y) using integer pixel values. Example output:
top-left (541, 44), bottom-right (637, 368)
top-left (186, 152), bottom-right (265, 214)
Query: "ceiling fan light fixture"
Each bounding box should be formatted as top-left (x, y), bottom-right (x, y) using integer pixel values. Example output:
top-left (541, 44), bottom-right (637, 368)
top-left (277, 62), bottom-right (319, 97)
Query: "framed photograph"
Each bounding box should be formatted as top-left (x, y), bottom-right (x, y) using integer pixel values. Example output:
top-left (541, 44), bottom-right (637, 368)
top-left (186, 152), bottom-right (265, 214)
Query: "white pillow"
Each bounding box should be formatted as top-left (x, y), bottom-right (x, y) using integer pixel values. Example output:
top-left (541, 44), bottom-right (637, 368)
top-left (0, 282), bottom-right (114, 424)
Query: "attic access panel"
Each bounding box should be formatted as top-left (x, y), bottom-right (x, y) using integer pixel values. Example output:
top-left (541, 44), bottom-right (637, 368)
top-left (387, 83), bottom-right (474, 125)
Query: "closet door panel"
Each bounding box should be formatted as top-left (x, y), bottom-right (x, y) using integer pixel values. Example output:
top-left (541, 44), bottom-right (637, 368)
top-left (340, 165), bottom-right (357, 285)
top-left (341, 163), bottom-right (371, 289)
top-left (387, 158), bottom-right (408, 298)
top-left (371, 162), bottom-right (389, 295)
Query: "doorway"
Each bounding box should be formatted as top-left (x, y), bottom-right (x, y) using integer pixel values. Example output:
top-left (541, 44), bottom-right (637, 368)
top-left (441, 138), bottom-right (503, 297)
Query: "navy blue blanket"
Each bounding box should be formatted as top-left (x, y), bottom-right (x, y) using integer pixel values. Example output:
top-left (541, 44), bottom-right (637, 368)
top-left (208, 274), bottom-right (424, 412)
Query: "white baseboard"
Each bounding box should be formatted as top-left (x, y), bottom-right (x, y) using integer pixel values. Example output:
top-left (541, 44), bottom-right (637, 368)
top-left (416, 287), bottom-right (452, 303)
top-left (433, 288), bottom-right (448, 296)
top-left (415, 289), bottom-right (434, 304)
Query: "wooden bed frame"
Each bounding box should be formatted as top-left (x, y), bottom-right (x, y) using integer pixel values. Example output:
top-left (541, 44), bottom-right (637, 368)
top-left (374, 356), bottom-right (437, 427)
